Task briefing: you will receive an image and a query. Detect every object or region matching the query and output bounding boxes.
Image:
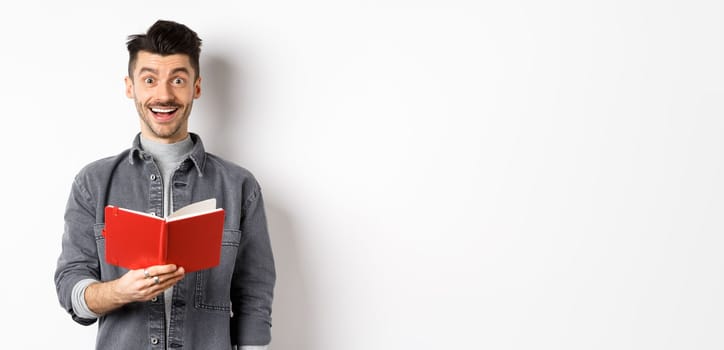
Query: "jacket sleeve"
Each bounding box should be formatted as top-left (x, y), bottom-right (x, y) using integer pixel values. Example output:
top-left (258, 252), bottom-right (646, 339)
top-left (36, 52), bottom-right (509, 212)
top-left (231, 182), bottom-right (276, 346)
top-left (54, 173), bottom-right (101, 326)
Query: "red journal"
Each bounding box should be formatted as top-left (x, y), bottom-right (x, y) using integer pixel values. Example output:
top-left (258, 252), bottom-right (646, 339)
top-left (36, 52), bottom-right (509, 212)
top-left (102, 198), bottom-right (225, 273)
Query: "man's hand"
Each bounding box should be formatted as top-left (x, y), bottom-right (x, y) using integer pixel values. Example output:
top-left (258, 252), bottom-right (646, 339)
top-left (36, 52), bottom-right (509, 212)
top-left (85, 264), bottom-right (185, 315)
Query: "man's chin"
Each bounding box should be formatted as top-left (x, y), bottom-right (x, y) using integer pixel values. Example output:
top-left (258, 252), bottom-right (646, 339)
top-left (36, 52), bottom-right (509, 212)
top-left (141, 115), bottom-right (187, 141)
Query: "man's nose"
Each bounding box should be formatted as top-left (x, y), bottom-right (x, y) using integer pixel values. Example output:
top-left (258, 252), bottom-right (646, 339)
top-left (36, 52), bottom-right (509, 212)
top-left (156, 82), bottom-right (173, 101)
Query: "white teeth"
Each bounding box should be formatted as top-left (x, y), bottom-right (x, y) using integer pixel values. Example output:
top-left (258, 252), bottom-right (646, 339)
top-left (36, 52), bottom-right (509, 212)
top-left (151, 107), bottom-right (176, 113)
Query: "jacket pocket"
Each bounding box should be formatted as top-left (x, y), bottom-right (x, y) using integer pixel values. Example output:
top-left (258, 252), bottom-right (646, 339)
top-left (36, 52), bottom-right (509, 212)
top-left (193, 229), bottom-right (242, 312)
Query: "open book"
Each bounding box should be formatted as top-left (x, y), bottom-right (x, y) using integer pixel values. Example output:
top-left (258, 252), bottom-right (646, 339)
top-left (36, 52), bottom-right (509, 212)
top-left (102, 198), bottom-right (225, 273)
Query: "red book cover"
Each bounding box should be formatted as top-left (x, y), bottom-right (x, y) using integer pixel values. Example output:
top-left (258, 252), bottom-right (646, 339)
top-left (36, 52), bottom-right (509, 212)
top-left (102, 199), bottom-right (225, 273)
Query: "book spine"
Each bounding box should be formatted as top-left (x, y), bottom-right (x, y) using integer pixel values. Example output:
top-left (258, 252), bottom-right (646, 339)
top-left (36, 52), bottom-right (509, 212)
top-left (160, 221), bottom-right (168, 264)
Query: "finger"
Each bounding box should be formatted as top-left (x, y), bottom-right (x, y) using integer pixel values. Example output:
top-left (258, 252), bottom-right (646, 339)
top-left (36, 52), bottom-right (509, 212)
top-left (158, 268), bottom-right (185, 279)
top-left (144, 275), bottom-right (160, 289)
top-left (151, 264), bottom-right (178, 275)
top-left (156, 273), bottom-right (185, 289)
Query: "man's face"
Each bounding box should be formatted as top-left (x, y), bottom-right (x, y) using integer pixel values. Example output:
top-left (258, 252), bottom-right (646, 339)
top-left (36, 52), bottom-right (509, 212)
top-left (125, 51), bottom-right (201, 144)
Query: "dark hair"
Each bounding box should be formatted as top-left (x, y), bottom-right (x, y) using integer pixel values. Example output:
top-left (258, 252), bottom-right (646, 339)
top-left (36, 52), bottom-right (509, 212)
top-left (126, 20), bottom-right (202, 79)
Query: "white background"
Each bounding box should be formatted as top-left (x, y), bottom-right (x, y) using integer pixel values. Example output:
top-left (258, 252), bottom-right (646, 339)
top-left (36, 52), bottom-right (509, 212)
top-left (1, 1), bottom-right (723, 349)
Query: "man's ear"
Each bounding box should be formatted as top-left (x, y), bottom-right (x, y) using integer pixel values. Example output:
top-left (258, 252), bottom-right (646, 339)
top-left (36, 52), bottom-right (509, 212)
top-left (125, 76), bottom-right (134, 98)
top-left (194, 76), bottom-right (202, 99)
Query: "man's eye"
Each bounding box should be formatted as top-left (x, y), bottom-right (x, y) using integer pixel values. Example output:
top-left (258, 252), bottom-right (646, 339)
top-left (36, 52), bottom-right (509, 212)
top-left (173, 78), bottom-right (185, 84)
top-left (144, 78), bottom-right (154, 84)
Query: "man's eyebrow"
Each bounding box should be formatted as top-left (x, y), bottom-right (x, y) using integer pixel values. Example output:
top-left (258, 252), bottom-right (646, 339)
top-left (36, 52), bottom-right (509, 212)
top-left (171, 67), bottom-right (191, 75)
top-left (138, 67), bottom-right (158, 75)
top-left (137, 67), bottom-right (190, 75)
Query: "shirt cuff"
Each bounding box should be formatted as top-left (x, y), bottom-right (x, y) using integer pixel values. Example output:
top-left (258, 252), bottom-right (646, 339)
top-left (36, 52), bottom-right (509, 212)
top-left (240, 346), bottom-right (269, 350)
top-left (71, 278), bottom-right (101, 319)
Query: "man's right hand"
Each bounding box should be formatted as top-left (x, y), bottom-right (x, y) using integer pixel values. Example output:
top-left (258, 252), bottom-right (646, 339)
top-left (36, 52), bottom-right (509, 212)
top-left (85, 264), bottom-right (185, 315)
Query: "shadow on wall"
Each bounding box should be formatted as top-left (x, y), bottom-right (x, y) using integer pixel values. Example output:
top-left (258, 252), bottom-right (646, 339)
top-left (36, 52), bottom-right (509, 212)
top-left (266, 200), bottom-right (318, 350)
top-left (196, 53), bottom-right (242, 161)
top-left (201, 53), bottom-right (317, 349)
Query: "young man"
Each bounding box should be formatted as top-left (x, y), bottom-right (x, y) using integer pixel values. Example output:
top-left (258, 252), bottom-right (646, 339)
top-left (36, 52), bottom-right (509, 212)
top-left (54, 20), bottom-right (275, 350)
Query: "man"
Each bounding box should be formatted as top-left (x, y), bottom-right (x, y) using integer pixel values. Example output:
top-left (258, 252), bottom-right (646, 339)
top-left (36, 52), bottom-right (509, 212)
top-left (54, 20), bottom-right (275, 350)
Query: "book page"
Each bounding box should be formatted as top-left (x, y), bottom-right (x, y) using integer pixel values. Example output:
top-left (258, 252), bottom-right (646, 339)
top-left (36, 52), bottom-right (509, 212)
top-left (168, 198), bottom-right (217, 219)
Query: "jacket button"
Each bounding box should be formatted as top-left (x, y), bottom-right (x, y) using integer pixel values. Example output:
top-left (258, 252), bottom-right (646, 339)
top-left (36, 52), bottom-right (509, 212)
top-left (150, 337), bottom-right (159, 345)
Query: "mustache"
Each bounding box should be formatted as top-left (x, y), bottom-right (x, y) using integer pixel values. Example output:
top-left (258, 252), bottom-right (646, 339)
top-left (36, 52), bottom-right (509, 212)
top-left (147, 101), bottom-right (181, 108)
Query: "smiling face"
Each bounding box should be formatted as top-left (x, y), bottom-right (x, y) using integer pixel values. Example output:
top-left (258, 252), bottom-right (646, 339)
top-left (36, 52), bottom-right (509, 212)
top-left (125, 51), bottom-right (201, 144)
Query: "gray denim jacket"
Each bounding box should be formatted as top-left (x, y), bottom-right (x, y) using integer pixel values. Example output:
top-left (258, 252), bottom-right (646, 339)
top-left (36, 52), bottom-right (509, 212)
top-left (54, 133), bottom-right (275, 349)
